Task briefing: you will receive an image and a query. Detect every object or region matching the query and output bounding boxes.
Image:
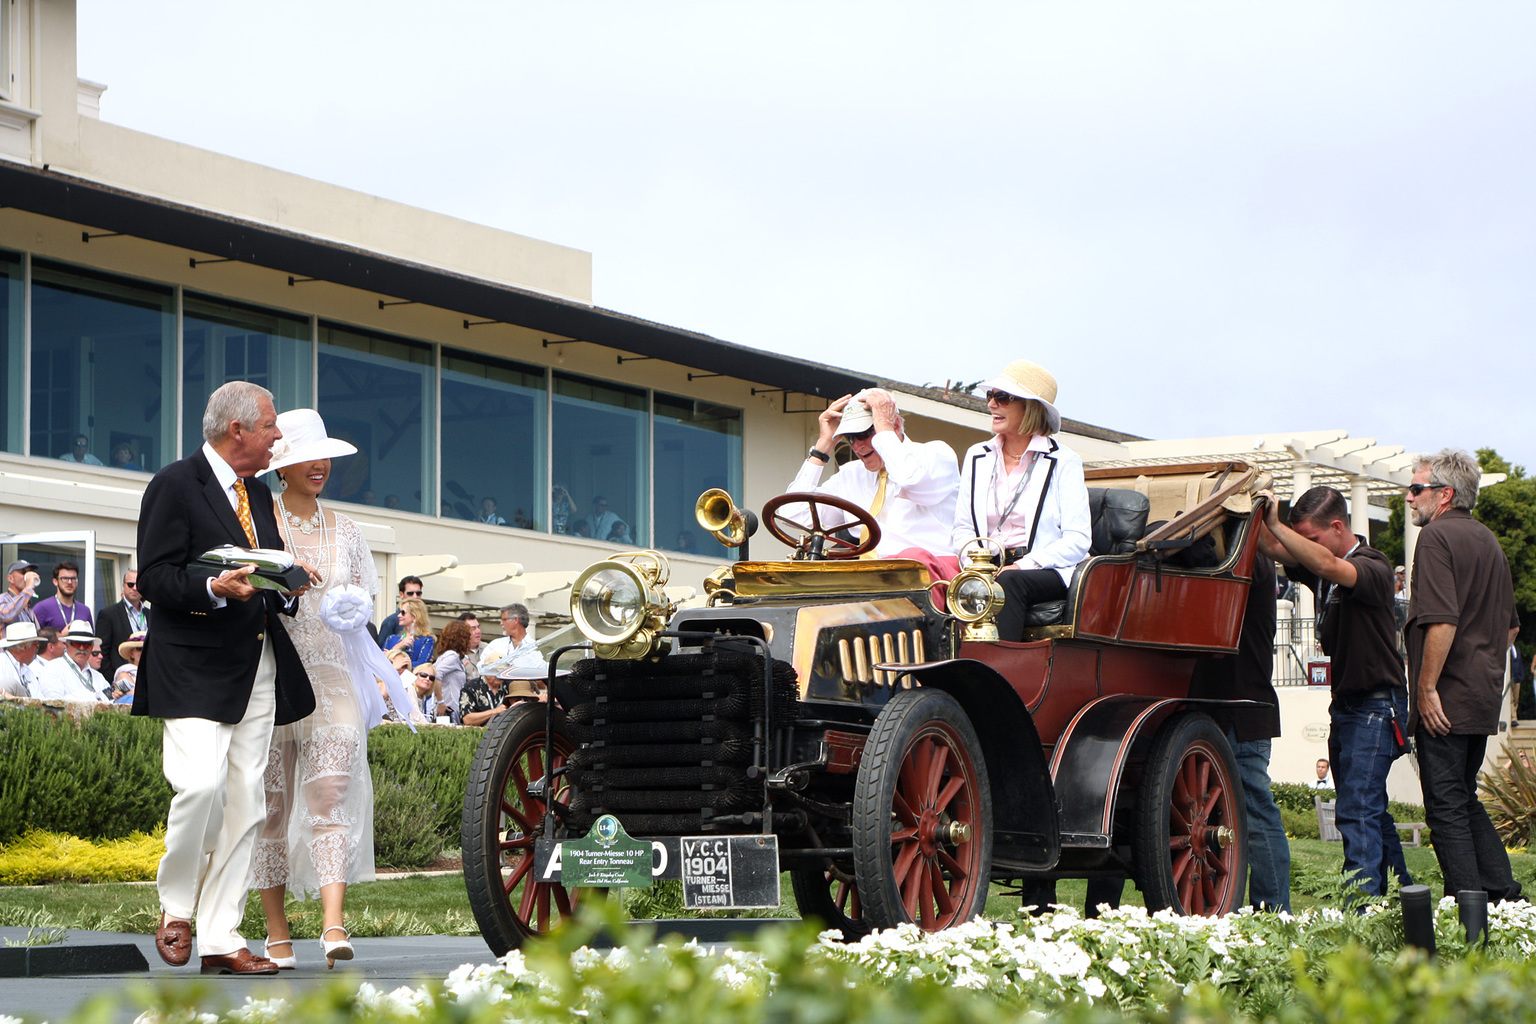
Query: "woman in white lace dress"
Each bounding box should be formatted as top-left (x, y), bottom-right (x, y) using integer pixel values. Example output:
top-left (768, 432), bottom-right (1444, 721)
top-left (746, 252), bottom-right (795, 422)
top-left (253, 409), bottom-right (374, 969)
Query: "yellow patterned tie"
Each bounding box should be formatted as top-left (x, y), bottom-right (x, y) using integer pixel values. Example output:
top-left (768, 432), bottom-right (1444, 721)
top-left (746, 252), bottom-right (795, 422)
top-left (858, 470), bottom-right (889, 559)
top-left (232, 479), bottom-right (258, 547)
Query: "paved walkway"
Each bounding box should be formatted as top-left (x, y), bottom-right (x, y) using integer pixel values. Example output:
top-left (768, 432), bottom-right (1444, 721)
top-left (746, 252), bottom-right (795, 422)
top-left (0, 920), bottom-right (780, 1022)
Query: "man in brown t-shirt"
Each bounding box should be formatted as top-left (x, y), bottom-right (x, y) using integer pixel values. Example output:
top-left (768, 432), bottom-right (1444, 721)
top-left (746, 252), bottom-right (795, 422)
top-left (1406, 448), bottom-right (1521, 902)
top-left (1258, 486), bottom-right (1411, 898)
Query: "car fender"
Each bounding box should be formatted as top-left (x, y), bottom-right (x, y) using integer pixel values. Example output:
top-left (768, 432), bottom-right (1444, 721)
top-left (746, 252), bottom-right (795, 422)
top-left (1050, 695), bottom-right (1261, 847)
top-left (904, 658), bottom-right (1060, 872)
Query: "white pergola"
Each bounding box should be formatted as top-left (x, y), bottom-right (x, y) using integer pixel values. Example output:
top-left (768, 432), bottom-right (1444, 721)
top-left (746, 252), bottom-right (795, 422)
top-left (1080, 429), bottom-right (1507, 619)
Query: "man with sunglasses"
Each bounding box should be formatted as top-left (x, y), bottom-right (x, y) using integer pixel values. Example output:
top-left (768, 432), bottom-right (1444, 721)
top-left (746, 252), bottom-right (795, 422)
top-left (378, 576), bottom-right (423, 649)
top-left (786, 388), bottom-right (958, 558)
top-left (1256, 484), bottom-right (1412, 899)
top-left (98, 570), bottom-right (151, 676)
top-left (1405, 449), bottom-right (1521, 902)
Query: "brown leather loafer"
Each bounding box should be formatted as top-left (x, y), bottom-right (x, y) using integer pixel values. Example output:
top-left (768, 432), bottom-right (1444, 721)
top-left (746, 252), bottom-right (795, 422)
top-left (199, 948), bottom-right (280, 975)
top-left (155, 916), bottom-right (192, 967)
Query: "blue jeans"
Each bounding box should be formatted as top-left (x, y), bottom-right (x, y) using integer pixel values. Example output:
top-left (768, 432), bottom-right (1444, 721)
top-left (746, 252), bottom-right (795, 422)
top-left (1328, 693), bottom-right (1413, 896)
top-left (1228, 736), bottom-right (1292, 913)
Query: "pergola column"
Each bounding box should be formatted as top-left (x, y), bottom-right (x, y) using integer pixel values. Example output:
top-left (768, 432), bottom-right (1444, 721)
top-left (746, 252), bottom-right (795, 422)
top-left (1290, 464), bottom-right (1314, 622)
top-left (1350, 477), bottom-right (1370, 537)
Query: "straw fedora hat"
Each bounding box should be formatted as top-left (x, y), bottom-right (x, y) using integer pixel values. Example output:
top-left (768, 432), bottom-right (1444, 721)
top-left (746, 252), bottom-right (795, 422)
top-left (267, 409), bottom-right (358, 473)
top-left (118, 630), bottom-right (147, 661)
top-left (981, 359), bottom-right (1061, 434)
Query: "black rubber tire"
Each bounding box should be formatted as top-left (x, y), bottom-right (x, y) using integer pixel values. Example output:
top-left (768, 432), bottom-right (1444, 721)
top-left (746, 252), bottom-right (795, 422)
top-left (1132, 712), bottom-right (1247, 916)
top-left (851, 688), bottom-right (993, 931)
top-left (461, 703), bottom-right (586, 955)
top-left (790, 861), bottom-right (871, 940)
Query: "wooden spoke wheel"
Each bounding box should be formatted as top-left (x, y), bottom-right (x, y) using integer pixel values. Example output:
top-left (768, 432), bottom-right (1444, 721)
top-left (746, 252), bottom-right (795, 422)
top-left (852, 688), bottom-right (993, 931)
top-left (462, 703), bottom-right (588, 955)
top-left (790, 861), bottom-right (870, 940)
top-left (1133, 713), bottom-right (1247, 917)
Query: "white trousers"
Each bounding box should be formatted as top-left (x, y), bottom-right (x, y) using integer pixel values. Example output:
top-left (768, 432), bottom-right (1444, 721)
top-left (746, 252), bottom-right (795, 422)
top-left (157, 637), bottom-right (277, 958)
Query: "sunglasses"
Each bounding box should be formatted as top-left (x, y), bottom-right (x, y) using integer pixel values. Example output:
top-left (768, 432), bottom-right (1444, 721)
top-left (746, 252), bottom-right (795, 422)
top-left (985, 389), bottom-right (1020, 405)
top-left (1406, 483), bottom-right (1447, 497)
top-left (415, 670), bottom-right (434, 678)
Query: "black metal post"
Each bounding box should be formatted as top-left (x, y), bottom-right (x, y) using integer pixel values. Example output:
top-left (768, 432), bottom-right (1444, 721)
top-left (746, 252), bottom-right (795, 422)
top-left (1401, 883), bottom-right (1436, 956)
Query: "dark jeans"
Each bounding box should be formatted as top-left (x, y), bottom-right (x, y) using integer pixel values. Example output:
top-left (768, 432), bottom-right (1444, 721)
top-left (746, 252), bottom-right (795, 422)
top-left (1019, 877), bottom-right (1125, 918)
top-left (1415, 729), bottom-right (1522, 902)
top-left (1228, 735), bottom-right (1292, 912)
top-left (996, 568), bottom-right (1069, 641)
top-left (1329, 693), bottom-right (1412, 896)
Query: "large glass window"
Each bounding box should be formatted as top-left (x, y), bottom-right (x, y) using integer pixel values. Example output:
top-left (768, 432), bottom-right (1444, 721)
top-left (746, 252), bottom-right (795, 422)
top-left (654, 395), bottom-right (743, 555)
top-left (0, 250), bottom-right (21, 455)
top-left (31, 261), bottom-right (175, 472)
top-left (183, 293), bottom-right (312, 459)
top-left (552, 373), bottom-right (648, 545)
top-left (440, 349), bottom-right (547, 527)
top-left (318, 323), bottom-right (434, 513)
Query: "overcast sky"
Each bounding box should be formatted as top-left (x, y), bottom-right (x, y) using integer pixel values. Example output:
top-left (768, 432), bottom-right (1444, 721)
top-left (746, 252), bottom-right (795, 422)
top-left (78, 2), bottom-right (1536, 471)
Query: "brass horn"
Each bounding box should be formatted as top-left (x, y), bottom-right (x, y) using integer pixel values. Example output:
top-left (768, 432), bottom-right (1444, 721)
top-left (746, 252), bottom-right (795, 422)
top-left (696, 488), bottom-right (753, 548)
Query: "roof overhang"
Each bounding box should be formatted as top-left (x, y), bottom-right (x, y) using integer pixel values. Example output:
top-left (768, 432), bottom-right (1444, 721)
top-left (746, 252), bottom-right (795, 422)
top-left (0, 162), bottom-right (869, 399)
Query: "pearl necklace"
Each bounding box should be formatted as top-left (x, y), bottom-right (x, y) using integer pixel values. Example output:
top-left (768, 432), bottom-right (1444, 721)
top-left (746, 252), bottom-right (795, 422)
top-left (278, 495), bottom-right (324, 536)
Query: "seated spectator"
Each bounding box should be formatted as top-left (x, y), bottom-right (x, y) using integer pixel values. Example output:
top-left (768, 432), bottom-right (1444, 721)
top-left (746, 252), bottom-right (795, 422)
top-left (112, 631), bottom-right (145, 702)
top-left (477, 497), bottom-right (507, 526)
top-left (581, 496), bottom-right (624, 543)
top-left (410, 661), bottom-right (451, 723)
top-left (607, 521), bottom-right (632, 544)
top-left (382, 596), bottom-right (435, 667)
top-left (59, 435), bottom-right (103, 465)
top-left (674, 531), bottom-right (699, 554)
top-left (480, 603), bottom-right (548, 680)
top-left (109, 442), bottom-right (144, 472)
top-left (89, 642), bottom-right (108, 698)
top-left (459, 666), bottom-right (539, 727)
top-left (34, 626), bottom-right (65, 672)
top-left (34, 621), bottom-right (108, 702)
top-left (0, 623), bottom-right (42, 697)
top-left (432, 619), bottom-right (474, 724)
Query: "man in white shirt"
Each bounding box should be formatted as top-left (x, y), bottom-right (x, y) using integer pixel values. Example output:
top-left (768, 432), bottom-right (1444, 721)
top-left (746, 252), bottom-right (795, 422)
top-left (35, 621), bottom-right (108, 703)
top-left (784, 388), bottom-right (959, 558)
top-left (0, 623), bottom-right (42, 697)
top-left (480, 603), bottom-right (548, 682)
top-left (1309, 758), bottom-right (1333, 790)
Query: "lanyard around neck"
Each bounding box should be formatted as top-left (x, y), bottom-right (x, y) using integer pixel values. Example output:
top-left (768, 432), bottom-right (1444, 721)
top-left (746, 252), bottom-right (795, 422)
top-left (990, 447), bottom-right (1039, 527)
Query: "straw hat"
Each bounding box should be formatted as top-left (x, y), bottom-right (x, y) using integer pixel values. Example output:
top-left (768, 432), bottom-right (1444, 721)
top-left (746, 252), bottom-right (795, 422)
top-left (981, 359), bottom-right (1061, 434)
top-left (118, 630), bottom-right (147, 661)
top-left (0, 622), bottom-right (40, 649)
top-left (267, 409), bottom-right (358, 473)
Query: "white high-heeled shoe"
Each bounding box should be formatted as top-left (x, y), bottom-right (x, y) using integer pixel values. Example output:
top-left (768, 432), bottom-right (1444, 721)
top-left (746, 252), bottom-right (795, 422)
top-left (263, 937), bottom-right (297, 969)
top-left (322, 925), bottom-right (353, 969)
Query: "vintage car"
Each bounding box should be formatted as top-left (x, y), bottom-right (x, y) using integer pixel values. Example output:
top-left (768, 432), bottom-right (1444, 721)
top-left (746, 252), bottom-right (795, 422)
top-left (461, 460), bottom-right (1272, 954)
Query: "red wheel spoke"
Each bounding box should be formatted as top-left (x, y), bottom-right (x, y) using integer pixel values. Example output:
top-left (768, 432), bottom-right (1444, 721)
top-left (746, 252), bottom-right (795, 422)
top-left (917, 859), bottom-right (937, 928)
top-left (892, 790), bottom-right (919, 827)
top-left (892, 838), bottom-right (922, 883)
top-left (1168, 834), bottom-right (1193, 851)
top-left (503, 853), bottom-right (534, 893)
top-left (1200, 785), bottom-right (1222, 821)
top-left (1196, 758), bottom-right (1211, 800)
top-left (929, 858), bottom-right (955, 919)
top-left (501, 803), bottom-right (541, 835)
top-left (553, 885), bottom-right (576, 917)
top-left (935, 775), bottom-right (966, 814)
top-left (891, 825), bottom-right (919, 843)
top-left (936, 846), bottom-right (966, 877)
top-left (900, 854), bottom-right (924, 917)
top-left (923, 739), bottom-right (950, 801)
top-left (1170, 847), bottom-right (1193, 884)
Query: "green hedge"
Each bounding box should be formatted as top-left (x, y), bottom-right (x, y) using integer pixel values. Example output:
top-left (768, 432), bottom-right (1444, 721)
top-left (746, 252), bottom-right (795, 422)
top-left (0, 707), bottom-right (483, 848)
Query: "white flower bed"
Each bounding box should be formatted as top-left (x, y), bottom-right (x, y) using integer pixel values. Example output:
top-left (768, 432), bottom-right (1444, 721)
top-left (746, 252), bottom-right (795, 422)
top-left (132, 898), bottom-right (1536, 1024)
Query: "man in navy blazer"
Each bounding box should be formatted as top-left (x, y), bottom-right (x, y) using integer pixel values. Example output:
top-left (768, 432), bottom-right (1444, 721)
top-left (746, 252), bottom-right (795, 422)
top-left (134, 381), bottom-right (316, 975)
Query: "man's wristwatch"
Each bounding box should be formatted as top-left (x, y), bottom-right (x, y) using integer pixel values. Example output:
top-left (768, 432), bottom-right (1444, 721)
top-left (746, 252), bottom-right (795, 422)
top-left (808, 447), bottom-right (830, 463)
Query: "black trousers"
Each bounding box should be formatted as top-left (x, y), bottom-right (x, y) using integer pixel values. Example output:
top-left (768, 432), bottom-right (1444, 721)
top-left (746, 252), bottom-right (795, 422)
top-left (996, 568), bottom-right (1070, 642)
top-left (1415, 729), bottom-right (1522, 901)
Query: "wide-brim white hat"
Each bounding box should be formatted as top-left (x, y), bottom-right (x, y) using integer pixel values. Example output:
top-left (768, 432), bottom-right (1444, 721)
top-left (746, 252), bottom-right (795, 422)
top-left (1, 622), bottom-right (40, 648)
top-left (981, 359), bottom-right (1062, 434)
top-left (267, 409), bottom-right (358, 472)
top-left (60, 621), bottom-right (100, 644)
top-left (833, 390), bottom-right (900, 437)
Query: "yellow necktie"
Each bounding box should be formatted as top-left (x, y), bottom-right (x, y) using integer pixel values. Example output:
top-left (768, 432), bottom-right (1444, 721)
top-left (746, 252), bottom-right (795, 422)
top-left (858, 470), bottom-right (889, 559)
top-left (233, 479), bottom-right (258, 547)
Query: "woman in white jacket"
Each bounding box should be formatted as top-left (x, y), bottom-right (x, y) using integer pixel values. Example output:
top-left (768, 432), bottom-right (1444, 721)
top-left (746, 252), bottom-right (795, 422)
top-left (952, 359), bottom-right (1091, 641)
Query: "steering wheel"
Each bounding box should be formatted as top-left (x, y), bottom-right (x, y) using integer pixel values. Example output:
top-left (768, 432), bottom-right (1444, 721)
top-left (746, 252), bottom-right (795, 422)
top-left (760, 491), bottom-right (881, 560)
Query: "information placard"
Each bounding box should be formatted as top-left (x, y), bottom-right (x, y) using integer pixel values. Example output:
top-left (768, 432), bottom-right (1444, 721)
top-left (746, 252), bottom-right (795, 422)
top-left (556, 814), bottom-right (652, 888)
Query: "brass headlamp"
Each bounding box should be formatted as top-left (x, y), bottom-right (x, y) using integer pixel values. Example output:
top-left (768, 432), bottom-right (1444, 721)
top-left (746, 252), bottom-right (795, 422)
top-left (570, 550), bottom-right (676, 659)
top-left (945, 538), bottom-right (1007, 642)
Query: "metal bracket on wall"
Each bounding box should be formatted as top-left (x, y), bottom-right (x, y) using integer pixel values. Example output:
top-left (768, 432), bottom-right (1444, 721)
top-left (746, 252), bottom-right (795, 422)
top-left (288, 276), bottom-right (319, 285)
top-left (378, 299), bottom-right (417, 309)
top-left (188, 257), bottom-right (235, 267)
top-left (616, 354), bottom-right (654, 364)
top-left (80, 232), bottom-right (123, 242)
top-left (463, 319), bottom-right (498, 328)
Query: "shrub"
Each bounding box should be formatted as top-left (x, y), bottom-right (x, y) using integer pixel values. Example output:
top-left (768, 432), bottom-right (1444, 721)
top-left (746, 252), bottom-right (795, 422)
top-left (1272, 781), bottom-right (1332, 815)
top-left (0, 827), bottom-right (163, 885)
top-left (1481, 742), bottom-right (1536, 847)
top-left (0, 705), bottom-right (171, 844)
top-left (371, 770), bottom-right (442, 869)
top-left (368, 723), bottom-right (483, 843)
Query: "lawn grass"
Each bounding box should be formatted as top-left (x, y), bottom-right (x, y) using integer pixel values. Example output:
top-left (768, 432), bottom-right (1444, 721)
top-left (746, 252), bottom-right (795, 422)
top-left (3, 840), bottom-right (1534, 939)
